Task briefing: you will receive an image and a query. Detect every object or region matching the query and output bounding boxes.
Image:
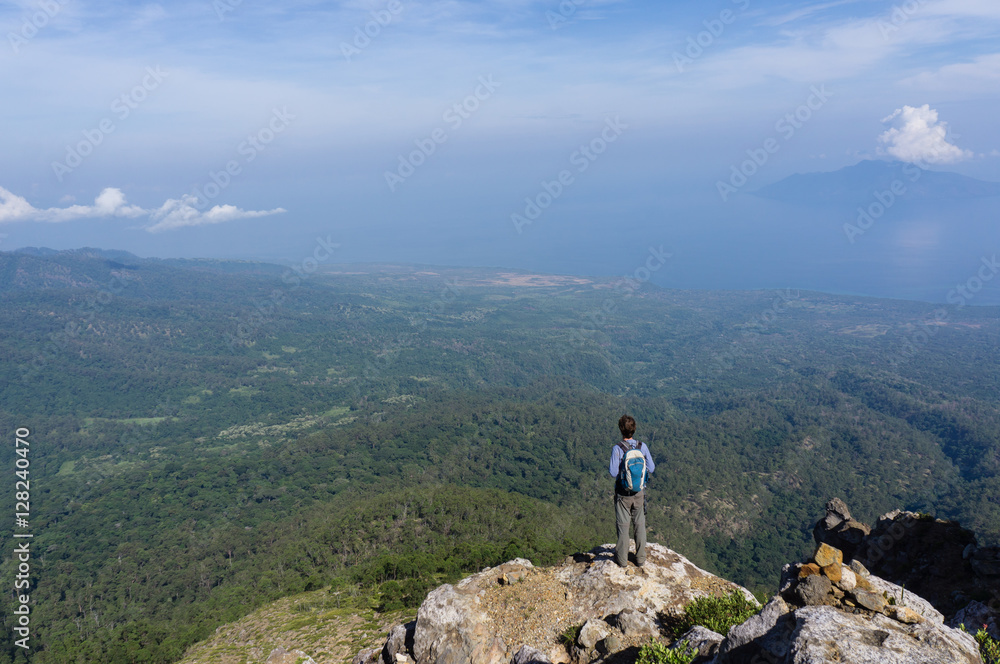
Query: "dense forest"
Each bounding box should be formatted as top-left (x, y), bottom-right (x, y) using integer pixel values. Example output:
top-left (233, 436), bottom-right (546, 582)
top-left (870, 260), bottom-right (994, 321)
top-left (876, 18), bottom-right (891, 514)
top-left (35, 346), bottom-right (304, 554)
top-left (1, 248), bottom-right (999, 663)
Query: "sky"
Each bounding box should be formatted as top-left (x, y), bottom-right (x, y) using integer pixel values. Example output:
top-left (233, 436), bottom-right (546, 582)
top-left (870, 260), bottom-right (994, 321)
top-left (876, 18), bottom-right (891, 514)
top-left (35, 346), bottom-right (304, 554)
top-left (0, 0), bottom-right (998, 300)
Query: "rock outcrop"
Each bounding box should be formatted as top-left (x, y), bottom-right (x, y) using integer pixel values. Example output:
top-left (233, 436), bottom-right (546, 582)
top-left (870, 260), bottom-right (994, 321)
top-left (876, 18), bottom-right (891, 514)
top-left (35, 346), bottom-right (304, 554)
top-left (814, 499), bottom-right (1000, 622)
top-left (357, 536), bottom-right (987, 664)
top-left (711, 541), bottom-right (980, 664)
top-left (812, 498), bottom-right (871, 561)
top-left (367, 543), bottom-right (754, 664)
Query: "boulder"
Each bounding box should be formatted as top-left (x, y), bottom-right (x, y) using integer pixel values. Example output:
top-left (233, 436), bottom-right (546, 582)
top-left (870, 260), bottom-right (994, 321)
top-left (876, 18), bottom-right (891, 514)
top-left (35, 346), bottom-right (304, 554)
top-left (510, 645), bottom-right (552, 664)
top-left (613, 608), bottom-right (658, 637)
top-left (715, 604), bottom-right (980, 664)
top-left (718, 595), bottom-right (790, 653)
top-left (576, 619), bottom-right (609, 650)
top-left (813, 498), bottom-right (871, 560)
top-left (949, 599), bottom-right (1000, 640)
top-left (354, 648), bottom-right (381, 664)
top-left (814, 543), bottom-right (843, 568)
top-left (383, 621), bottom-right (416, 664)
top-left (835, 565), bottom-right (857, 592)
top-left (673, 625), bottom-right (724, 659)
top-left (793, 574), bottom-right (833, 607)
top-left (851, 588), bottom-right (887, 613)
top-left (600, 634), bottom-right (621, 654)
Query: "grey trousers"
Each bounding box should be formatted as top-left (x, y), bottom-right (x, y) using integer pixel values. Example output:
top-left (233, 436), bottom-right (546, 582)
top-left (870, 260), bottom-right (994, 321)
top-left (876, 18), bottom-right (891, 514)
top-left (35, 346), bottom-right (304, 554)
top-left (614, 490), bottom-right (646, 567)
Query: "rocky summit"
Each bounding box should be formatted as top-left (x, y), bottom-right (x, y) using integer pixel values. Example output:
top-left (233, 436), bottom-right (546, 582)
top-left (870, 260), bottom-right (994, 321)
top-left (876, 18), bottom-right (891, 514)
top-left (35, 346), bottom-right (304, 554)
top-left (354, 542), bottom-right (753, 664)
top-left (349, 534), bottom-right (985, 664)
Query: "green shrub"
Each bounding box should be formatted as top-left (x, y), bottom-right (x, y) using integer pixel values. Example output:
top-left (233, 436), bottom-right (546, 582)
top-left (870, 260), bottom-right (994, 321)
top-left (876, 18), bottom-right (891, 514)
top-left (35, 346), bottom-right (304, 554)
top-left (636, 638), bottom-right (697, 664)
top-left (671, 590), bottom-right (759, 637)
top-left (558, 624), bottom-right (582, 647)
top-left (977, 627), bottom-right (1000, 664)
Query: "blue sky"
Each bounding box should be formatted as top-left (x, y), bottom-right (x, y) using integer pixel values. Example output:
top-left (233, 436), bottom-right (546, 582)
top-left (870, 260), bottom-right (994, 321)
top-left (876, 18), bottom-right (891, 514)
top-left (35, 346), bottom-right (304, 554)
top-left (0, 0), bottom-right (998, 296)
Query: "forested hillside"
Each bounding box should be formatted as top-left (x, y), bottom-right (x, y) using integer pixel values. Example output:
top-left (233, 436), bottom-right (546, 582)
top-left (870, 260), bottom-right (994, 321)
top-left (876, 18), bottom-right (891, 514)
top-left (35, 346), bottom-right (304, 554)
top-left (1, 249), bottom-right (999, 663)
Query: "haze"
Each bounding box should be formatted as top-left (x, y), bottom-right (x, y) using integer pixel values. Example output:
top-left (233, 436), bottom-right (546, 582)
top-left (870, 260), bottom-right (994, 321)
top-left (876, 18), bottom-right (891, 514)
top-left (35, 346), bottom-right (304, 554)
top-left (1, 0), bottom-right (998, 303)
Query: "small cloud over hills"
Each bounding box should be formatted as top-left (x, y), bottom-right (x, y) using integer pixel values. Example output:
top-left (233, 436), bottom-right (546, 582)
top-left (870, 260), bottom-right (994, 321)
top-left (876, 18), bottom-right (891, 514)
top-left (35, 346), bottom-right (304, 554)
top-left (0, 187), bottom-right (284, 233)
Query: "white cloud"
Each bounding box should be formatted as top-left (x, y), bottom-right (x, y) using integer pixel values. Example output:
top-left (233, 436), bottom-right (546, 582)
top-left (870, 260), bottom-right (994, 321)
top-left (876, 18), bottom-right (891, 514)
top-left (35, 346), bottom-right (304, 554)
top-left (145, 195), bottom-right (285, 233)
top-left (877, 104), bottom-right (972, 164)
top-left (0, 187), bottom-right (284, 232)
top-left (902, 53), bottom-right (1000, 91)
top-left (0, 187), bottom-right (144, 224)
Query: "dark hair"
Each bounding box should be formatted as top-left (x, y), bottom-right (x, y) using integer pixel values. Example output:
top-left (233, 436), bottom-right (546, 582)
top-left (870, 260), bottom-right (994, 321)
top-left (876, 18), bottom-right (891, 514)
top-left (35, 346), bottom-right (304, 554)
top-left (618, 414), bottom-right (636, 439)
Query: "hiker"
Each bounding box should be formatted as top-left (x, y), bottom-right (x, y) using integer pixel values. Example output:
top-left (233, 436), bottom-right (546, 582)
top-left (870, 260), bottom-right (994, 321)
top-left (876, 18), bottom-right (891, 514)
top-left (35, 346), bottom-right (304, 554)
top-left (609, 414), bottom-right (655, 567)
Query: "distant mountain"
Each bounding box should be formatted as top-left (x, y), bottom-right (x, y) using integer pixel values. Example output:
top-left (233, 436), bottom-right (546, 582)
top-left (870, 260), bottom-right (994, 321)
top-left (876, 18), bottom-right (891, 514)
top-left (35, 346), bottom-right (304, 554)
top-left (752, 159), bottom-right (1000, 205)
top-left (15, 246), bottom-right (141, 262)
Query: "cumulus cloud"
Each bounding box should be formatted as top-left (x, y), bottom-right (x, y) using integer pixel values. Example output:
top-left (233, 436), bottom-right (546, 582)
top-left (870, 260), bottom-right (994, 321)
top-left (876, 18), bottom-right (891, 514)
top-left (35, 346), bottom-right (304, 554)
top-left (878, 104), bottom-right (973, 165)
top-left (0, 187), bottom-right (284, 232)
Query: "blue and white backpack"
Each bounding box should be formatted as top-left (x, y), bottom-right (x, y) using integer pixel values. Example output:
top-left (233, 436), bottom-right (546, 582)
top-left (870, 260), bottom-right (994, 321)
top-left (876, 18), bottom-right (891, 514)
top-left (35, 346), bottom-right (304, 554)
top-left (617, 440), bottom-right (648, 494)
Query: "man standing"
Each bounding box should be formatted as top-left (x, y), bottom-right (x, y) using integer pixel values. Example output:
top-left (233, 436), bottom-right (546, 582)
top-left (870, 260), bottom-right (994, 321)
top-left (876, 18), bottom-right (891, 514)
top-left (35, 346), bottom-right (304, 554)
top-left (609, 414), bottom-right (655, 567)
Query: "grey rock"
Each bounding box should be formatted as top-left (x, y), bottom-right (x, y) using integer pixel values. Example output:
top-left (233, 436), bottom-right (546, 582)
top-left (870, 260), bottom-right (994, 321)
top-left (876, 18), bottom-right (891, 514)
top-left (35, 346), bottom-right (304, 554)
top-left (814, 498), bottom-right (872, 560)
top-left (793, 605), bottom-right (977, 663)
top-left (674, 625), bottom-right (724, 658)
top-left (950, 599), bottom-right (1000, 639)
top-left (794, 574), bottom-right (833, 607)
top-left (577, 619), bottom-right (610, 650)
top-left (718, 595), bottom-right (789, 654)
top-left (383, 621), bottom-right (416, 664)
top-left (822, 498), bottom-right (852, 529)
top-left (835, 565), bottom-right (857, 592)
top-left (614, 608), bottom-right (659, 637)
top-left (353, 648), bottom-right (381, 664)
top-left (963, 543), bottom-right (977, 560)
top-left (716, 604), bottom-right (980, 664)
top-left (510, 645), bottom-right (551, 664)
top-left (602, 634), bottom-right (622, 654)
top-left (851, 588), bottom-right (887, 613)
top-left (850, 559), bottom-right (871, 578)
top-left (864, 573), bottom-right (943, 623)
top-left (779, 563), bottom-right (798, 594)
top-left (369, 546), bottom-right (752, 664)
top-left (553, 543), bottom-right (758, 619)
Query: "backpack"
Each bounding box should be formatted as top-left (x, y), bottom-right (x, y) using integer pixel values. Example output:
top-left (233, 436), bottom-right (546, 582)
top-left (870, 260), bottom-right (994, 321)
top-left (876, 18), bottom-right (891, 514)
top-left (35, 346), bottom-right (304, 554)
top-left (617, 440), bottom-right (647, 494)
